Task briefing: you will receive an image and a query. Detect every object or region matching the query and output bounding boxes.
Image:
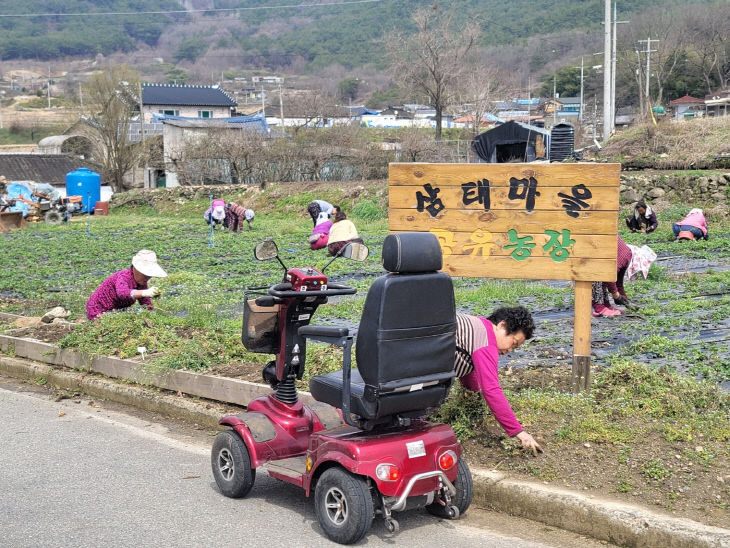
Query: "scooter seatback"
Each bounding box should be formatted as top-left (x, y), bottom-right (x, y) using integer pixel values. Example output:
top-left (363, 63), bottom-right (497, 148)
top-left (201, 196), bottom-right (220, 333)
top-left (310, 232), bottom-right (456, 423)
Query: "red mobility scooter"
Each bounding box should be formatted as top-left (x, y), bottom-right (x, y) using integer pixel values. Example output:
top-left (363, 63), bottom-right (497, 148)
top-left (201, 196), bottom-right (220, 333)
top-left (211, 232), bottom-right (473, 544)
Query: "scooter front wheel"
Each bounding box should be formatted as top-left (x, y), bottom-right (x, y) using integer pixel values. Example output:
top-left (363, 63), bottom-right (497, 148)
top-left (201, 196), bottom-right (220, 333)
top-left (314, 467), bottom-right (374, 545)
top-left (211, 430), bottom-right (256, 498)
top-left (426, 457), bottom-right (473, 519)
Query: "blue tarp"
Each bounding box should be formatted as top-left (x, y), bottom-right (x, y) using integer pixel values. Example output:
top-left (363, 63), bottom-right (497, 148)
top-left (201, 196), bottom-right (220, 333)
top-left (6, 183), bottom-right (34, 217)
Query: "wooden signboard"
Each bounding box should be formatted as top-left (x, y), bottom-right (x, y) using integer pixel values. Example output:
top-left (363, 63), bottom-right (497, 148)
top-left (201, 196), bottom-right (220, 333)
top-left (388, 162), bottom-right (621, 391)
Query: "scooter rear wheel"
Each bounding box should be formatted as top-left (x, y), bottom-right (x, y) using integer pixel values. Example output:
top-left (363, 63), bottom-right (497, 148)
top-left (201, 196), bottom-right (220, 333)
top-left (426, 458), bottom-right (473, 519)
top-left (314, 467), bottom-right (374, 545)
top-left (211, 430), bottom-right (256, 498)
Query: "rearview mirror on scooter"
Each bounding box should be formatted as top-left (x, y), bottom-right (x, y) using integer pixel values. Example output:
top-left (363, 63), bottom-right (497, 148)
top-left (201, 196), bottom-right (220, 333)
top-left (341, 242), bottom-right (369, 261)
top-left (254, 239), bottom-right (279, 261)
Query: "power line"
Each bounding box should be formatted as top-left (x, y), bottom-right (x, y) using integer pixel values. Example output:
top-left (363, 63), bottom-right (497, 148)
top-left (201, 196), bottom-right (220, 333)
top-left (0, 0), bottom-right (388, 18)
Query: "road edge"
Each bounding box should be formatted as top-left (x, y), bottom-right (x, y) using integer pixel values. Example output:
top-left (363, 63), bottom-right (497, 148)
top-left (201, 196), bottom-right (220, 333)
top-left (2, 355), bottom-right (729, 548)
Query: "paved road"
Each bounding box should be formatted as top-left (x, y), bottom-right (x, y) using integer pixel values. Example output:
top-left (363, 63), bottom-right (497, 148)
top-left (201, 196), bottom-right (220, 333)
top-left (0, 377), bottom-right (604, 548)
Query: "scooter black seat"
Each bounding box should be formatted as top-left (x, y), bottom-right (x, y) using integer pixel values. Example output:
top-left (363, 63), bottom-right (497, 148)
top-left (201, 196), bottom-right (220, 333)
top-left (310, 368), bottom-right (455, 420)
top-left (310, 232), bottom-right (456, 426)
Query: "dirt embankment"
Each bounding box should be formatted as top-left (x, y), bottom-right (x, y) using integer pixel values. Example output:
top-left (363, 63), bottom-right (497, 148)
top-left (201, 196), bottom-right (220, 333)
top-left (596, 117), bottom-right (730, 170)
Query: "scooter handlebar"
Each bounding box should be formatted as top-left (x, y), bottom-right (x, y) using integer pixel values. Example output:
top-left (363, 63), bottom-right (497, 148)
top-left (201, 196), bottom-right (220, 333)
top-left (268, 281), bottom-right (356, 298)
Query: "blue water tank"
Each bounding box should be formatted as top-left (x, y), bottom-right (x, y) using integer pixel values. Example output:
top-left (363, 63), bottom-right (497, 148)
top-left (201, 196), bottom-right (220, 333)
top-left (66, 167), bottom-right (101, 213)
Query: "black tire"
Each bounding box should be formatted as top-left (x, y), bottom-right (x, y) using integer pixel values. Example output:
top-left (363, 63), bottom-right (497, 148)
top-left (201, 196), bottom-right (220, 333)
top-left (314, 467), bottom-right (374, 545)
top-left (211, 430), bottom-right (256, 498)
top-left (426, 458), bottom-right (473, 519)
top-left (44, 210), bottom-right (64, 224)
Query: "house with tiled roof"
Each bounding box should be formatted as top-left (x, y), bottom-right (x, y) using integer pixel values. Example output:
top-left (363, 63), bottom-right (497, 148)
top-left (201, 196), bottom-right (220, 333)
top-left (140, 84), bottom-right (238, 122)
top-left (669, 94), bottom-right (705, 120)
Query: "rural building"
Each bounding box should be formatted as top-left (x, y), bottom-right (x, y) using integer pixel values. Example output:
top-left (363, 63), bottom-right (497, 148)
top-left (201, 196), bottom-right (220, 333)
top-left (543, 98), bottom-right (581, 129)
top-left (556, 97), bottom-right (581, 112)
top-left (704, 89), bottom-right (730, 117)
top-left (361, 106), bottom-right (415, 128)
top-left (472, 120), bottom-right (550, 163)
top-left (453, 114), bottom-right (503, 130)
top-left (264, 104), bottom-right (349, 128)
top-left (160, 115), bottom-right (268, 187)
top-left (360, 106), bottom-right (455, 129)
top-left (252, 76), bottom-right (283, 84)
top-left (669, 95), bottom-right (705, 120)
top-left (614, 106), bottom-right (635, 128)
top-left (0, 153), bottom-right (87, 186)
top-left (495, 99), bottom-right (544, 125)
top-left (140, 84), bottom-right (237, 122)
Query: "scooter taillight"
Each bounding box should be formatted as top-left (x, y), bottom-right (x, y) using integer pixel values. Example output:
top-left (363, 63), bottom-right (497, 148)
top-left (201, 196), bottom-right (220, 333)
top-left (375, 463), bottom-right (401, 482)
top-left (438, 450), bottom-right (457, 471)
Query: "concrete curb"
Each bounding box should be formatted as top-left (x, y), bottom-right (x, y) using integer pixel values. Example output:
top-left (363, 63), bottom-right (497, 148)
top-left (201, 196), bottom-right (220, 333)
top-left (0, 333), bottom-right (314, 407)
top-left (471, 469), bottom-right (730, 548)
top-left (0, 355), bottom-right (236, 428)
top-left (1, 355), bottom-right (729, 548)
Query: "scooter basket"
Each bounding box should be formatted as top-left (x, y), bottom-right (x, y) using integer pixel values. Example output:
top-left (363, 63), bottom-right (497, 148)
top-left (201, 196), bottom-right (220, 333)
top-left (242, 299), bottom-right (279, 354)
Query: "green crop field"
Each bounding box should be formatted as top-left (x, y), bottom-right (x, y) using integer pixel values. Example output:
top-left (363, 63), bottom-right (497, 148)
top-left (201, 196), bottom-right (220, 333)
top-left (2, 180), bottom-right (730, 523)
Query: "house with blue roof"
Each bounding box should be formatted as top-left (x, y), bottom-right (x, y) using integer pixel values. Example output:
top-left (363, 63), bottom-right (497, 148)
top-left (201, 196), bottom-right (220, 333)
top-left (141, 83), bottom-right (237, 121)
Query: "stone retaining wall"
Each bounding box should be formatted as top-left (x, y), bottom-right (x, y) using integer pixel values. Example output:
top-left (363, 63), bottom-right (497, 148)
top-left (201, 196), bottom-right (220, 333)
top-left (620, 172), bottom-right (730, 206)
top-left (110, 173), bottom-right (730, 213)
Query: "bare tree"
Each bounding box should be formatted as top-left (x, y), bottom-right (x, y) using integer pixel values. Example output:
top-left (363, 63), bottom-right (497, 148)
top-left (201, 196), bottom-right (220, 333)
top-left (456, 64), bottom-right (507, 137)
top-left (397, 127), bottom-right (438, 162)
top-left (281, 90), bottom-right (342, 134)
top-left (628, 10), bottom-right (686, 106)
top-left (685, 4), bottom-right (730, 93)
top-left (178, 126), bottom-right (268, 185)
top-left (384, 6), bottom-right (479, 140)
top-left (80, 65), bottom-right (143, 192)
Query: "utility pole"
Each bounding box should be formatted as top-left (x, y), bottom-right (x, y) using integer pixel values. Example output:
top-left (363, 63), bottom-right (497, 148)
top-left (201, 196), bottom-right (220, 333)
top-left (635, 49), bottom-right (644, 115)
top-left (79, 82), bottom-right (83, 107)
top-left (602, 0), bottom-right (611, 141)
top-left (138, 81), bottom-right (148, 189)
top-left (611, 3), bottom-right (630, 134)
top-left (261, 83), bottom-right (266, 121)
top-left (278, 82), bottom-right (284, 128)
top-left (553, 73), bottom-right (557, 126)
top-left (47, 66), bottom-right (51, 109)
top-left (579, 56), bottom-right (584, 123)
top-left (638, 37), bottom-right (659, 114)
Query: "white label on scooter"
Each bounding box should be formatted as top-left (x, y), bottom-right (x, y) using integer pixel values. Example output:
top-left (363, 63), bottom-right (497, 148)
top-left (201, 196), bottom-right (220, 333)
top-left (406, 440), bottom-right (426, 458)
top-left (298, 314), bottom-right (311, 321)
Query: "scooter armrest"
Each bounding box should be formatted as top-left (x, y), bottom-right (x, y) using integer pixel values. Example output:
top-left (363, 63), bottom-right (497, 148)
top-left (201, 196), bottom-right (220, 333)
top-left (298, 325), bottom-right (350, 346)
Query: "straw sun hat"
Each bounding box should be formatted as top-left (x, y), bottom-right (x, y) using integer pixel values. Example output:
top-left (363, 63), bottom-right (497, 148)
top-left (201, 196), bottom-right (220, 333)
top-left (132, 250), bottom-right (168, 278)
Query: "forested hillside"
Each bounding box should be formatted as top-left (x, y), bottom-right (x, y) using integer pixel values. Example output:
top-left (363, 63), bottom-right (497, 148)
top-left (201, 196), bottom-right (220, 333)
top-left (230, 0), bottom-right (699, 68)
top-left (0, 0), bottom-right (184, 59)
top-left (0, 0), bottom-right (715, 67)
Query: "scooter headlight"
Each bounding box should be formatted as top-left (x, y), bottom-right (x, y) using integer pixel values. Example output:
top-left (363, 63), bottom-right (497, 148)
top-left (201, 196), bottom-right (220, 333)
top-left (438, 450), bottom-right (457, 471)
top-left (375, 463), bottom-right (400, 482)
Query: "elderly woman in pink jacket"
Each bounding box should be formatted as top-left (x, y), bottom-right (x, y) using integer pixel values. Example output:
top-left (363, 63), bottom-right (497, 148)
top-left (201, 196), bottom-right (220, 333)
top-left (454, 306), bottom-right (542, 456)
top-left (308, 211), bottom-right (332, 250)
top-left (673, 208), bottom-right (708, 241)
top-left (204, 199), bottom-right (227, 226)
top-left (86, 250), bottom-right (167, 320)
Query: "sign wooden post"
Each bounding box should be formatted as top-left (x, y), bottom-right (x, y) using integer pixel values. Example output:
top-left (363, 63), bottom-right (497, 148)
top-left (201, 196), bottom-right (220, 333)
top-left (388, 163), bottom-right (620, 391)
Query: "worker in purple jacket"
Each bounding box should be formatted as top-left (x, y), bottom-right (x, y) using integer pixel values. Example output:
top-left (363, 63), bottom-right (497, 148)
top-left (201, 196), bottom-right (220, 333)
top-left (86, 250), bottom-right (168, 320)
